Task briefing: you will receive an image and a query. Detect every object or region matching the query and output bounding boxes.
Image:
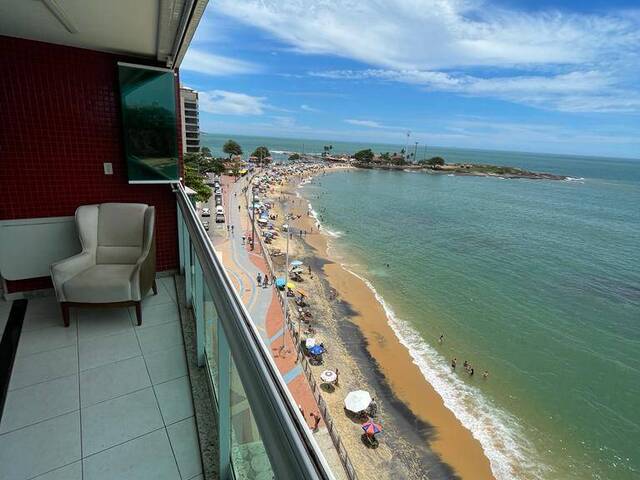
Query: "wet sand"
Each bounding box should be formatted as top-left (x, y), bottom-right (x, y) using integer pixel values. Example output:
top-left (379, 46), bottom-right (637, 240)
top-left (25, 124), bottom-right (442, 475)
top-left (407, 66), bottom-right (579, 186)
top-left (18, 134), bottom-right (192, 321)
top-left (262, 167), bottom-right (494, 480)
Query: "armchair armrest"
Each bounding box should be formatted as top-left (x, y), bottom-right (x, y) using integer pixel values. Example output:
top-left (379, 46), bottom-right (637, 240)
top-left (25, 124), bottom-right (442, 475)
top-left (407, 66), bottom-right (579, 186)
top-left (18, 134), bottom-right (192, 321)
top-left (130, 207), bottom-right (156, 300)
top-left (50, 251), bottom-right (94, 301)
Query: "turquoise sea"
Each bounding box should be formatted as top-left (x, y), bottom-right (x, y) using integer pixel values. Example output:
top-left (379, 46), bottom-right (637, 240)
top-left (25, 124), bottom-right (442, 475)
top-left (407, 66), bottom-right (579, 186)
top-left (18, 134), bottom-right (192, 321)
top-left (203, 133), bottom-right (640, 480)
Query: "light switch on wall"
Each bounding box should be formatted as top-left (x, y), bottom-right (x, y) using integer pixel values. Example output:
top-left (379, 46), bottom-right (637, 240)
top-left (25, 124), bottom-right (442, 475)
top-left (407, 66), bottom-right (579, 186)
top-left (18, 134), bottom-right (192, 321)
top-left (103, 162), bottom-right (113, 175)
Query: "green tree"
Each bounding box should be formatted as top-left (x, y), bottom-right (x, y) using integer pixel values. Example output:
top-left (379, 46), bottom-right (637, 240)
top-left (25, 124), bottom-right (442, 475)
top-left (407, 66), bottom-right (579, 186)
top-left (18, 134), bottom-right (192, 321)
top-left (223, 139), bottom-right (243, 159)
top-left (354, 149), bottom-right (375, 163)
top-left (230, 159), bottom-right (242, 178)
top-left (380, 152), bottom-right (391, 162)
top-left (426, 156), bottom-right (445, 166)
top-left (208, 158), bottom-right (226, 175)
top-left (184, 164), bottom-right (212, 202)
top-left (288, 153), bottom-right (301, 160)
top-left (200, 146), bottom-right (212, 157)
top-left (184, 152), bottom-right (207, 174)
top-left (252, 146), bottom-right (271, 165)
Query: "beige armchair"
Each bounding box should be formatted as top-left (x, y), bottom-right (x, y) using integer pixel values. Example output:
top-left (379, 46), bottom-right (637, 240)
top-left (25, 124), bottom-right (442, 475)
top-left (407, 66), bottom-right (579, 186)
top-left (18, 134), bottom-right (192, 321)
top-left (51, 203), bottom-right (157, 327)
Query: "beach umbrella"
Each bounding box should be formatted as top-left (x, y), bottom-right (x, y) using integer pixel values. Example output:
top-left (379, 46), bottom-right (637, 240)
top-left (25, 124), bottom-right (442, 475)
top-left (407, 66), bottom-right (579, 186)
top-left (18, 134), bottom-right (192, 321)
top-left (297, 288), bottom-right (308, 297)
top-left (305, 338), bottom-right (316, 348)
top-left (275, 278), bottom-right (286, 288)
top-left (361, 420), bottom-right (382, 436)
top-left (290, 260), bottom-right (304, 267)
top-left (344, 390), bottom-right (372, 413)
top-left (309, 345), bottom-right (325, 356)
top-left (286, 281), bottom-right (295, 289)
top-left (320, 370), bottom-right (337, 383)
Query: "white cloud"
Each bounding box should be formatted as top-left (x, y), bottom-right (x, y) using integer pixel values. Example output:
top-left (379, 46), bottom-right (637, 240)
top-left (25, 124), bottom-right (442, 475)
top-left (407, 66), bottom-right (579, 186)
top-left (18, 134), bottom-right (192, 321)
top-left (199, 90), bottom-right (266, 115)
top-left (213, 0), bottom-right (640, 112)
top-left (181, 49), bottom-right (259, 76)
top-left (344, 119), bottom-right (383, 128)
top-left (301, 104), bottom-right (320, 112)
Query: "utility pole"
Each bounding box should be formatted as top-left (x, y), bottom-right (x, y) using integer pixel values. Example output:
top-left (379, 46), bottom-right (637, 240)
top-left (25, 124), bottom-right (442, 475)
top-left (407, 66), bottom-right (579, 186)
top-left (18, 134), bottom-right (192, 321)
top-left (404, 130), bottom-right (411, 161)
top-left (250, 189), bottom-right (255, 251)
top-left (414, 142), bottom-right (418, 164)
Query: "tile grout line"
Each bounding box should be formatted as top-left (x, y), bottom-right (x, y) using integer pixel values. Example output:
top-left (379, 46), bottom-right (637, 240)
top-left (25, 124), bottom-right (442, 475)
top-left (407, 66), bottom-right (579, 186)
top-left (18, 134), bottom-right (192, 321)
top-left (75, 309), bottom-right (84, 480)
top-left (129, 295), bottom-right (185, 478)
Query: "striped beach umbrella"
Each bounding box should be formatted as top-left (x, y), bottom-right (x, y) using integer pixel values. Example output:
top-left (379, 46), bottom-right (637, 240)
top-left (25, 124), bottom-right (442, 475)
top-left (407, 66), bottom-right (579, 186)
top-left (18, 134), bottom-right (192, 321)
top-left (361, 420), bottom-right (382, 436)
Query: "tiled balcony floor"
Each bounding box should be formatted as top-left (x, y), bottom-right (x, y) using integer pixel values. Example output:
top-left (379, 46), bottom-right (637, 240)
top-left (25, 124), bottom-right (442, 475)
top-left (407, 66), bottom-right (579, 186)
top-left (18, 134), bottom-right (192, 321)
top-left (0, 277), bottom-right (204, 480)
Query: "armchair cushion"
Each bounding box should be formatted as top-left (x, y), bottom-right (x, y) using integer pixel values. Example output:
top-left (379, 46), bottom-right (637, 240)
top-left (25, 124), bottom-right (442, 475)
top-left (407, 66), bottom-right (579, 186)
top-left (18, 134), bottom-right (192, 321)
top-left (63, 264), bottom-right (137, 303)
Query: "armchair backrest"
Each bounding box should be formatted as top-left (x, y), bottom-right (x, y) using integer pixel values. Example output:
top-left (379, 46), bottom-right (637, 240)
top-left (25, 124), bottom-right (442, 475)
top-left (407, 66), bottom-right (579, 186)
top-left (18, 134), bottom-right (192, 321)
top-left (76, 203), bottom-right (154, 265)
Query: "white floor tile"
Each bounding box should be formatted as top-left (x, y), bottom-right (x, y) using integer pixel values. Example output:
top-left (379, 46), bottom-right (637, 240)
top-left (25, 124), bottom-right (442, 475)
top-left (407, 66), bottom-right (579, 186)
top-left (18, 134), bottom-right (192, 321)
top-left (81, 387), bottom-right (163, 456)
top-left (0, 411), bottom-right (80, 480)
top-left (154, 376), bottom-right (194, 425)
top-left (24, 296), bottom-right (59, 319)
top-left (167, 416), bottom-right (202, 480)
top-left (83, 429), bottom-right (180, 480)
top-left (21, 311), bottom-right (65, 332)
top-left (9, 345), bottom-right (78, 391)
top-left (0, 374), bottom-right (79, 434)
top-left (137, 322), bottom-right (183, 355)
top-left (144, 345), bottom-right (188, 385)
top-left (80, 356), bottom-right (151, 407)
top-left (77, 307), bottom-right (134, 342)
top-left (32, 461), bottom-right (82, 480)
top-left (16, 323), bottom-right (77, 358)
top-left (79, 329), bottom-right (141, 371)
top-left (159, 276), bottom-right (177, 301)
top-left (141, 283), bottom-right (176, 309)
top-left (138, 302), bottom-right (180, 328)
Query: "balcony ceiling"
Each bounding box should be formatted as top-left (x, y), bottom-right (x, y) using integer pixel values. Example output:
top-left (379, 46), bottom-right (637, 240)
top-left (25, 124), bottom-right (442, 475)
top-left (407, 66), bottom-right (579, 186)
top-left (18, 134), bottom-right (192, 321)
top-left (0, 0), bottom-right (208, 67)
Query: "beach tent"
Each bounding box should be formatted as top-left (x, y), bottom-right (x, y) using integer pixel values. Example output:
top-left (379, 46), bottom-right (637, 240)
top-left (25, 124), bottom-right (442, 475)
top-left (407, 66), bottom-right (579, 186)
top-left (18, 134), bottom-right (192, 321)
top-left (275, 278), bottom-right (286, 288)
top-left (305, 338), bottom-right (316, 348)
top-left (361, 420), bottom-right (382, 436)
top-left (257, 218), bottom-right (268, 225)
top-left (290, 260), bottom-right (304, 268)
top-left (344, 390), bottom-right (372, 413)
top-left (286, 281), bottom-right (295, 290)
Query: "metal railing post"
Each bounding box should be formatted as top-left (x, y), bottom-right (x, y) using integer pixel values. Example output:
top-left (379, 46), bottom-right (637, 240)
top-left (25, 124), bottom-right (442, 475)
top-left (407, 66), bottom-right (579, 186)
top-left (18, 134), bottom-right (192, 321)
top-left (218, 327), bottom-right (232, 479)
top-left (194, 257), bottom-right (205, 367)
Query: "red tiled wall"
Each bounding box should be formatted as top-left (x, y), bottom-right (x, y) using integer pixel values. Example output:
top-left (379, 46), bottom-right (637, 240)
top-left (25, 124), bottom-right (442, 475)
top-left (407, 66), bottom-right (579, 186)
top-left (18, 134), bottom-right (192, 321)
top-left (0, 36), bottom-right (183, 293)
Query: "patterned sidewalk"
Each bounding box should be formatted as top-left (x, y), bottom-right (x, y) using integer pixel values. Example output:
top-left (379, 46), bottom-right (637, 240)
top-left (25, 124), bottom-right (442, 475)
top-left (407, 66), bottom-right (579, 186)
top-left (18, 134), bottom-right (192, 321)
top-left (209, 175), bottom-right (347, 479)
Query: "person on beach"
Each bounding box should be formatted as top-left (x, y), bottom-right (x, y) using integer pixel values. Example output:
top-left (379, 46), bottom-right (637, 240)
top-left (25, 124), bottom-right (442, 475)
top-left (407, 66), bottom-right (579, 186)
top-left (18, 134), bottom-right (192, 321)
top-left (308, 265), bottom-right (312, 276)
top-left (470, 367), bottom-right (475, 376)
top-left (439, 334), bottom-right (444, 344)
top-left (310, 412), bottom-right (321, 431)
top-left (451, 357), bottom-right (457, 369)
top-left (335, 368), bottom-right (340, 386)
top-left (483, 371), bottom-right (489, 379)
top-left (368, 398), bottom-right (378, 418)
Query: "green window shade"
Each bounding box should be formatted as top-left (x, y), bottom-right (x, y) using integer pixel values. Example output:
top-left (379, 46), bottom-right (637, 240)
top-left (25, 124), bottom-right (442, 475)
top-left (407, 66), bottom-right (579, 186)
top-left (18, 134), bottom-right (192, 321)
top-left (118, 63), bottom-right (179, 183)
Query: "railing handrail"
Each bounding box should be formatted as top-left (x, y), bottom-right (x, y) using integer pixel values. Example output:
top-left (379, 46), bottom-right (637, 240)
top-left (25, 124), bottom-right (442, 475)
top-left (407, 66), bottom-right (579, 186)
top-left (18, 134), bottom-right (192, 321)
top-left (173, 182), bottom-right (335, 480)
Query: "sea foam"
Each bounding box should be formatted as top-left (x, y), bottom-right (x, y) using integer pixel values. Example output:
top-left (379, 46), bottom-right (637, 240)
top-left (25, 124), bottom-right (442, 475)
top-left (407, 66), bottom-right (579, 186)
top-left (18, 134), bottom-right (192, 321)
top-left (342, 266), bottom-right (550, 480)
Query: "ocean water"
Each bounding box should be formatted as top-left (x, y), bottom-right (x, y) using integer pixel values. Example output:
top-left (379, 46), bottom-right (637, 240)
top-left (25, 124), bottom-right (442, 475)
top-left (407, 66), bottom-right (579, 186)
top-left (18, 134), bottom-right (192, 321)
top-left (202, 133), bottom-right (640, 479)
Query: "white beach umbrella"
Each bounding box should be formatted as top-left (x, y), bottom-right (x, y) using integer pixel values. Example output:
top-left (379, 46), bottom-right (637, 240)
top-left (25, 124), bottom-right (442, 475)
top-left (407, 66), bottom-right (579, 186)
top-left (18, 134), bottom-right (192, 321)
top-left (305, 338), bottom-right (316, 348)
top-left (320, 370), bottom-right (337, 383)
top-left (344, 390), bottom-right (372, 413)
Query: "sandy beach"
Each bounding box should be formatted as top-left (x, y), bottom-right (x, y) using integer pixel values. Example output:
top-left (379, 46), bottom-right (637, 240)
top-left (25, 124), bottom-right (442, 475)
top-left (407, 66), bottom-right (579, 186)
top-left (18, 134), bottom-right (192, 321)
top-left (255, 164), bottom-right (495, 480)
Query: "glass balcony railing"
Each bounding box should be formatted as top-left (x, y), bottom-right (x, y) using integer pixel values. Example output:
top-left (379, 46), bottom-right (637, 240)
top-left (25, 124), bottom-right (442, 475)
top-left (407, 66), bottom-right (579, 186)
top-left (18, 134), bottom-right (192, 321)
top-left (173, 184), bottom-right (335, 480)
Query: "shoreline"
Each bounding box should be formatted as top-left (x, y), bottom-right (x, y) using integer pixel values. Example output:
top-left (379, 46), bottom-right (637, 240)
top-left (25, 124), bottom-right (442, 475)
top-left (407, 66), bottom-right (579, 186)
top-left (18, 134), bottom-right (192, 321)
top-left (261, 164), bottom-right (496, 479)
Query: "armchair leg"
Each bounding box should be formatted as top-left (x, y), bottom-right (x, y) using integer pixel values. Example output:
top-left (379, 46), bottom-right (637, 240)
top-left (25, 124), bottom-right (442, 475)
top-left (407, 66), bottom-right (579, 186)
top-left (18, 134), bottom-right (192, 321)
top-left (61, 303), bottom-right (70, 327)
top-left (152, 280), bottom-right (158, 295)
top-left (135, 302), bottom-right (142, 326)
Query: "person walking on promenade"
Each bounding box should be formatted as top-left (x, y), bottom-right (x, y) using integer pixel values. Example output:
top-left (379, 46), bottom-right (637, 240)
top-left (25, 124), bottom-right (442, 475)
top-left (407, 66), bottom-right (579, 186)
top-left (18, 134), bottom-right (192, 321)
top-left (263, 274), bottom-right (269, 288)
top-left (310, 412), bottom-right (321, 431)
top-left (242, 235), bottom-right (246, 245)
top-left (257, 273), bottom-right (262, 286)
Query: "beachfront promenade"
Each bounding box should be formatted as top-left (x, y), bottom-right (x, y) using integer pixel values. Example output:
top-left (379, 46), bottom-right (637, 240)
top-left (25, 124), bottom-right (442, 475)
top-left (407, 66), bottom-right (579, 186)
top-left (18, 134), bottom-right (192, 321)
top-left (205, 175), bottom-right (348, 480)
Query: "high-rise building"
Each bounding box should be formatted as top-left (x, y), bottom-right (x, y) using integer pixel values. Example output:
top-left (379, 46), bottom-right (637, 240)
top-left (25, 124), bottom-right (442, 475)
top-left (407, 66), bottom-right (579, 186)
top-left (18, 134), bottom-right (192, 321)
top-left (180, 86), bottom-right (200, 154)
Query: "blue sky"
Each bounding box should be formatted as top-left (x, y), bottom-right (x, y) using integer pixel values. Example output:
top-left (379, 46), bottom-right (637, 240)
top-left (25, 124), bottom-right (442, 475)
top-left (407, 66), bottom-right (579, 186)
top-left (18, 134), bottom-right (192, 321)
top-left (180, 0), bottom-right (640, 158)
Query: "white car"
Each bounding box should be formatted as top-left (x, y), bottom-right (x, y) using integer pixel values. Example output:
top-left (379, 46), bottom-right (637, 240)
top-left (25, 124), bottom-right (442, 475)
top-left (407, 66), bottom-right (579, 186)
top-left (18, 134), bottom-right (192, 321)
top-left (216, 205), bottom-right (224, 215)
top-left (202, 208), bottom-right (210, 217)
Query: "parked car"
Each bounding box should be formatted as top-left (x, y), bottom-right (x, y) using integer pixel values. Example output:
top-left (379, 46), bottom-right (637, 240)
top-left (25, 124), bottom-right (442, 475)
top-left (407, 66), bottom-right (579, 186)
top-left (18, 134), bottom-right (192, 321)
top-left (215, 196), bottom-right (222, 206)
top-left (202, 207), bottom-right (210, 217)
top-left (202, 221), bottom-right (210, 231)
top-left (216, 205), bottom-right (224, 215)
top-left (215, 213), bottom-right (225, 223)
